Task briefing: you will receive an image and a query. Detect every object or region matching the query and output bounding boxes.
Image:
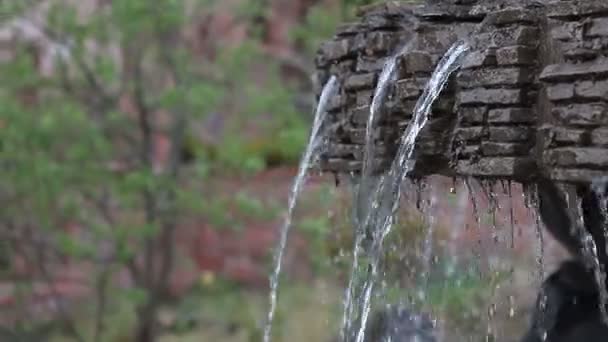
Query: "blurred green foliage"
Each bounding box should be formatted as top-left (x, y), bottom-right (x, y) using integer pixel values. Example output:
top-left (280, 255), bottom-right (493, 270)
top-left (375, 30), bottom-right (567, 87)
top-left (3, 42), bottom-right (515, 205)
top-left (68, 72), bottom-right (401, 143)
top-left (2, 1), bottom-right (505, 341)
top-left (1, 0), bottom-right (369, 339)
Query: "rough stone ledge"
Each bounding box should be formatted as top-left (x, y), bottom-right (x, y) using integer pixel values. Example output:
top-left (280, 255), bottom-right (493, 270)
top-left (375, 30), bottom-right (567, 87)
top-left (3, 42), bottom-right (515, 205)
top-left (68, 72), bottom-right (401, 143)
top-left (547, 2), bottom-right (608, 19)
top-left (455, 157), bottom-right (536, 179)
top-left (315, 0), bottom-right (608, 183)
top-left (540, 58), bottom-right (608, 82)
top-left (543, 147), bottom-right (608, 168)
top-left (549, 168), bottom-right (608, 183)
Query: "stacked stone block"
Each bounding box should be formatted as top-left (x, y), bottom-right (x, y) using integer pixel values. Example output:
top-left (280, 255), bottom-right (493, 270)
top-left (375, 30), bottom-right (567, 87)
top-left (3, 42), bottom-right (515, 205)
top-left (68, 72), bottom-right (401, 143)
top-left (315, 0), bottom-right (608, 183)
top-left (315, 3), bottom-right (414, 173)
top-left (316, 1), bottom-right (483, 176)
top-left (452, 8), bottom-right (541, 179)
top-left (540, 2), bottom-right (608, 183)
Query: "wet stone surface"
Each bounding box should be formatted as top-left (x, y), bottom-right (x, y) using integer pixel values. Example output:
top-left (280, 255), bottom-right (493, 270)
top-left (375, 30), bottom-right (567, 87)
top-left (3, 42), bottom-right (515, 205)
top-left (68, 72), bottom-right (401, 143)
top-left (315, 0), bottom-right (608, 183)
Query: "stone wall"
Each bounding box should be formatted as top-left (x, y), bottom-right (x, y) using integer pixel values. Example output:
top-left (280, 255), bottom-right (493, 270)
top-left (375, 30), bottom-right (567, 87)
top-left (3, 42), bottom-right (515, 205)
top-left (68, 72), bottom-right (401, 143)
top-left (540, 2), bottom-right (608, 183)
top-left (314, 0), bottom-right (608, 183)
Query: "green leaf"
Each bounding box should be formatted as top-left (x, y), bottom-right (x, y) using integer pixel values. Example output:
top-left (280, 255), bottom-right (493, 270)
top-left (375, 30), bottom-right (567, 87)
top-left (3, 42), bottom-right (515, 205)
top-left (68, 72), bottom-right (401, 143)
top-left (122, 287), bottom-right (148, 306)
top-left (57, 233), bottom-right (93, 259)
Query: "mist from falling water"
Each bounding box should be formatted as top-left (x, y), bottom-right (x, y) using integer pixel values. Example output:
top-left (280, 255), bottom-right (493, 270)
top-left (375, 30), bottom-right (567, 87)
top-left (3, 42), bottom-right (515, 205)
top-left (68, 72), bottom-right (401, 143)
top-left (263, 75), bottom-right (338, 342)
top-left (342, 41), bottom-right (470, 342)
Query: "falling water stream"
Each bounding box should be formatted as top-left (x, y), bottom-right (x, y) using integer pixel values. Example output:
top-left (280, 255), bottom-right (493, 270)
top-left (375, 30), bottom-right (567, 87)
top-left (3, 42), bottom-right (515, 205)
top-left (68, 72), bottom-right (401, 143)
top-left (591, 179), bottom-right (608, 325)
top-left (263, 75), bottom-right (338, 342)
top-left (574, 197), bottom-right (608, 326)
top-left (359, 40), bottom-right (415, 211)
top-left (342, 40), bottom-right (414, 341)
top-left (267, 25), bottom-right (608, 342)
top-left (343, 40), bottom-right (470, 342)
top-left (592, 178), bottom-right (608, 260)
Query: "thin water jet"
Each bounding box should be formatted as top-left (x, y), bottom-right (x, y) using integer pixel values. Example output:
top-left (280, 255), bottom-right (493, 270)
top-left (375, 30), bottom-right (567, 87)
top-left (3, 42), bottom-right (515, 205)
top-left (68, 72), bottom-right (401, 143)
top-left (359, 40), bottom-right (414, 203)
top-left (343, 40), bottom-right (414, 342)
top-left (508, 182), bottom-right (515, 250)
top-left (421, 185), bottom-right (437, 291)
top-left (350, 40), bottom-right (470, 342)
top-left (263, 75), bottom-right (338, 342)
top-left (465, 178), bottom-right (481, 226)
top-left (529, 186), bottom-right (545, 283)
top-left (592, 179), bottom-right (608, 259)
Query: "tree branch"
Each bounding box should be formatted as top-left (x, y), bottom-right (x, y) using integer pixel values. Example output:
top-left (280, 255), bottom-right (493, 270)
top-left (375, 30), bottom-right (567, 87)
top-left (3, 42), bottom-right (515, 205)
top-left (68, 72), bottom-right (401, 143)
top-left (6, 221), bottom-right (86, 342)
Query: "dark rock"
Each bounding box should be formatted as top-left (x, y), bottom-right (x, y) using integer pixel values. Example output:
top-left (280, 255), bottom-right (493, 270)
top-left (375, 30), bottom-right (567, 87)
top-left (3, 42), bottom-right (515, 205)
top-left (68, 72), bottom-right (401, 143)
top-left (329, 60), bottom-right (355, 76)
top-left (458, 88), bottom-right (524, 105)
top-left (315, 0), bottom-right (608, 182)
top-left (461, 48), bottom-right (497, 69)
top-left (319, 39), bottom-right (353, 61)
top-left (548, 168), bottom-right (608, 183)
top-left (357, 56), bottom-right (388, 72)
top-left (455, 127), bottom-right (486, 141)
top-left (544, 147), bottom-right (608, 168)
top-left (458, 144), bottom-right (481, 157)
top-left (403, 51), bottom-right (434, 73)
top-left (458, 67), bottom-right (532, 88)
top-left (591, 128), bottom-right (608, 146)
top-left (364, 31), bottom-right (398, 55)
top-left (546, 83), bottom-right (575, 101)
top-left (460, 106), bottom-right (487, 124)
top-left (496, 46), bottom-right (536, 66)
top-left (456, 157), bottom-right (536, 178)
top-left (488, 108), bottom-right (534, 123)
top-left (345, 73), bottom-right (377, 91)
top-left (587, 18), bottom-right (608, 38)
top-left (352, 106), bottom-right (371, 124)
top-left (473, 26), bottom-right (538, 47)
top-left (356, 90), bottom-right (374, 106)
top-left (550, 21), bottom-right (581, 41)
top-left (489, 9), bottom-right (538, 26)
top-left (551, 103), bottom-right (608, 126)
top-left (574, 80), bottom-right (608, 100)
top-left (327, 95), bottom-right (344, 113)
top-left (561, 42), bottom-right (598, 61)
top-left (551, 127), bottom-right (587, 145)
top-left (488, 127), bottom-right (533, 142)
top-left (335, 22), bottom-right (365, 37)
top-left (547, 1), bottom-right (608, 19)
top-left (540, 58), bottom-right (608, 82)
top-left (396, 78), bottom-right (428, 99)
top-left (414, 4), bottom-right (482, 21)
top-left (481, 142), bottom-right (529, 156)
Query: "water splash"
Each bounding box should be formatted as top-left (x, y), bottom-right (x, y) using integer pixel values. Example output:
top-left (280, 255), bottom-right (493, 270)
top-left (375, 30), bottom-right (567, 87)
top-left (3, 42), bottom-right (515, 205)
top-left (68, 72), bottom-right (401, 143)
top-left (351, 40), bottom-right (471, 342)
top-left (263, 75), bottom-right (338, 342)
